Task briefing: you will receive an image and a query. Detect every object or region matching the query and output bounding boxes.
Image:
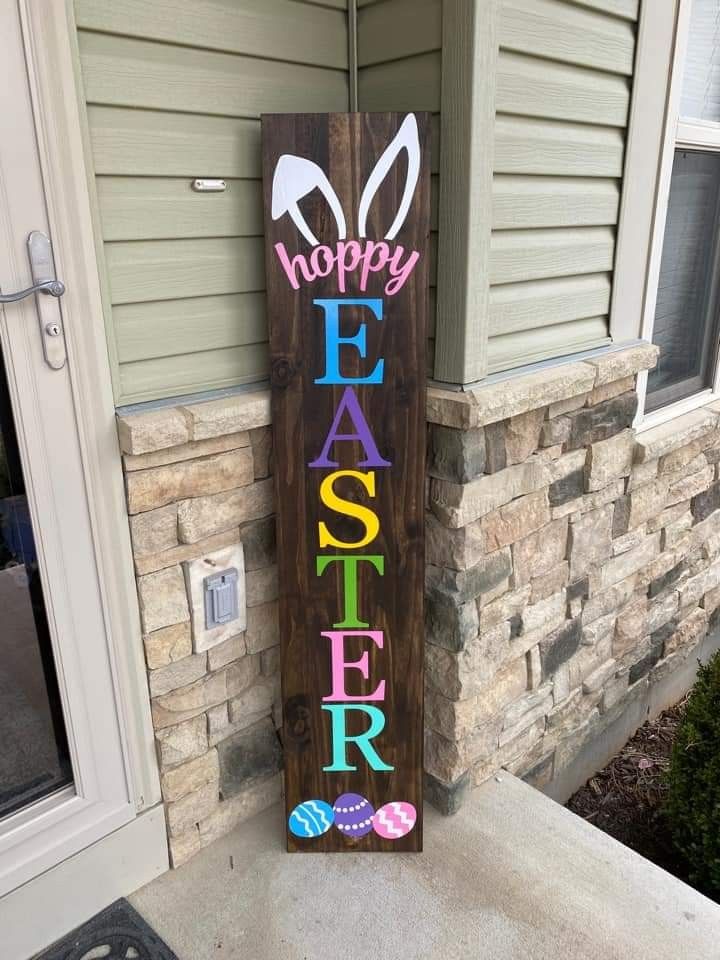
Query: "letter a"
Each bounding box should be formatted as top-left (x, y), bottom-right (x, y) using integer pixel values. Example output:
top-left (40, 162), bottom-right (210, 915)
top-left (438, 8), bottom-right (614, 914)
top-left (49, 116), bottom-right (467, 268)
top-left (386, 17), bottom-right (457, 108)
top-left (309, 386), bottom-right (391, 468)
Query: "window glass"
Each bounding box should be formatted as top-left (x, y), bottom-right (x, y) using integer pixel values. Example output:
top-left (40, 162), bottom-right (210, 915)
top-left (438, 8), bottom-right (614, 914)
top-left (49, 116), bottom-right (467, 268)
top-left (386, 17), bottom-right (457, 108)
top-left (648, 150), bottom-right (720, 410)
top-left (681, 0), bottom-right (720, 122)
top-left (0, 347), bottom-right (72, 820)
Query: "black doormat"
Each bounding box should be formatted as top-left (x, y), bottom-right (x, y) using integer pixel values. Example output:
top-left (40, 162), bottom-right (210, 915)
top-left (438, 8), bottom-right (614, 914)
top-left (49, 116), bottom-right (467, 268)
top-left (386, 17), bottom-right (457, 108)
top-left (34, 898), bottom-right (179, 960)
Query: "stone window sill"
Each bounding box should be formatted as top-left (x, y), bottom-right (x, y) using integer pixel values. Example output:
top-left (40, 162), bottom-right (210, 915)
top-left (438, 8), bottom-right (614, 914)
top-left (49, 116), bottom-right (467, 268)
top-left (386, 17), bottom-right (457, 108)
top-left (428, 343), bottom-right (659, 431)
top-left (636, 387), bottom-right (720, 436)
top-left (116, 342), bottom-right (661, 455)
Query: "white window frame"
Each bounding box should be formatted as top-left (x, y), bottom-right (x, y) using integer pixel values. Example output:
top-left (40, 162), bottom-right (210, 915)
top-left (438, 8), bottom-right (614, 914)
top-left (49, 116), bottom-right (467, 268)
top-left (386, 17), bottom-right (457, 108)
top-left (626, 0), bottom-right (720, 430)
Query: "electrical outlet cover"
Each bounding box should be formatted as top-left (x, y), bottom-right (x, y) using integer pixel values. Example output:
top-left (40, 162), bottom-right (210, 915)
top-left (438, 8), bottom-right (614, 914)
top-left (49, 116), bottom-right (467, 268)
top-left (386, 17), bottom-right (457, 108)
top-left (183, 543), bottom-right (246, 652)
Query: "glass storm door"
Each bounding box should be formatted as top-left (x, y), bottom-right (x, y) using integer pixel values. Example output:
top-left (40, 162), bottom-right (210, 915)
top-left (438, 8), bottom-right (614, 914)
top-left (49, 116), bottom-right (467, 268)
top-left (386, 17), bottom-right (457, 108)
top-left (0, 353), bottom-right (73, 819)
top-left (0, 0), bottom-right (135, 899)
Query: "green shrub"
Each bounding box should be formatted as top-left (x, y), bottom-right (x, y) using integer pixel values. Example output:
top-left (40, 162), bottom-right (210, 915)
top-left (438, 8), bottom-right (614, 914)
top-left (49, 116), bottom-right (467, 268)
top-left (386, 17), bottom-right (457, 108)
top-left (665, 652), bottom-right (720, 897)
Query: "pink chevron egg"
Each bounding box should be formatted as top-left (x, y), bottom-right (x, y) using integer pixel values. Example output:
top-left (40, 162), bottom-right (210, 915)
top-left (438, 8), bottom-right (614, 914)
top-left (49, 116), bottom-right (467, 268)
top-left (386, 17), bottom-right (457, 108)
top-left (372, 801), bottom-right (417, 840)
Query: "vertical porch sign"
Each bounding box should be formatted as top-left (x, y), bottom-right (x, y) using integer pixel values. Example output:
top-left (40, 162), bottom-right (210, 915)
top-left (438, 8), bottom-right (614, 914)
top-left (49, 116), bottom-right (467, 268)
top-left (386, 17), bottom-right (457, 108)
top-left (261, 113), bottom-right (429, 852)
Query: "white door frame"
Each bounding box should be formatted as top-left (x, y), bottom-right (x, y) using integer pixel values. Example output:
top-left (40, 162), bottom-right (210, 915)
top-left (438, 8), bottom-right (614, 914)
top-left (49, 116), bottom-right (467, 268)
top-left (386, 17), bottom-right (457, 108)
top-left (14, 0), bottom-right (162, 813)
top-left (0, 0), bottom-right (165, 950)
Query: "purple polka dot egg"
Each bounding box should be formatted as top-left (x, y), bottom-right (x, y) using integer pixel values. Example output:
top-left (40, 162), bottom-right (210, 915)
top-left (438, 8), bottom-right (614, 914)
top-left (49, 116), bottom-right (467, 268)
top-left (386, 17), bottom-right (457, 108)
top-left (333, 792), bottom-right (374, 838)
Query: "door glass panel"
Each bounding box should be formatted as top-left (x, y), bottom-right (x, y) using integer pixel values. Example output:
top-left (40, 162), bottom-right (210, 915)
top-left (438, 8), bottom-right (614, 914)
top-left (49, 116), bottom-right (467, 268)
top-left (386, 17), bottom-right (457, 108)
top-left (0, 344), bottom-right (72, 820)
top-left (681, 0), bottom-right (720, 123)
top-left (647, 150), bottom-right (720, 411)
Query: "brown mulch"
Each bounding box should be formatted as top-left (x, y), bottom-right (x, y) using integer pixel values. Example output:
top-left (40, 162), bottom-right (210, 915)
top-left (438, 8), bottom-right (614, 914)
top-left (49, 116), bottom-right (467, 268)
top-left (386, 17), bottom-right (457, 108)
top-left (566, 697), bottom-right (690, 881)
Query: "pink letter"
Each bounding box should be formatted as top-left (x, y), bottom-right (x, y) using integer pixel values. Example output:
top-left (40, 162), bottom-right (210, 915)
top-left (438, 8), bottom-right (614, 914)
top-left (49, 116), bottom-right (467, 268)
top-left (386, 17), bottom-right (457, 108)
top-left (385, 245), bottom-right (420, 296)
top-left (309, 244), bottom-right (336, 278)
top-left (322, 630), bottom-right (386, 702)
top-left (274, 241), bottom-right (315, 289)
top-left (359, 240), bottom-right (390, 290)
top-left (335, 240), bottom-right (362, 293)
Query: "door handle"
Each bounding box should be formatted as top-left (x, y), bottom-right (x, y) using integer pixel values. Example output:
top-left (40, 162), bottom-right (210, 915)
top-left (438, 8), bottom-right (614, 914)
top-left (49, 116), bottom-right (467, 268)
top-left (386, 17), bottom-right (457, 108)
top-left (0, 278), bottom-right (65, 303)
top-left (0, 231), bottom-right (67, 370)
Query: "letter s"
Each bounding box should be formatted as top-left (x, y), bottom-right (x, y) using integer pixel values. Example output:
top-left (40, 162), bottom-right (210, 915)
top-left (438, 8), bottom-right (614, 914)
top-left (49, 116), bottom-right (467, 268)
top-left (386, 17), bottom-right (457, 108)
top-left (318, 471), bottom-right (379, 549)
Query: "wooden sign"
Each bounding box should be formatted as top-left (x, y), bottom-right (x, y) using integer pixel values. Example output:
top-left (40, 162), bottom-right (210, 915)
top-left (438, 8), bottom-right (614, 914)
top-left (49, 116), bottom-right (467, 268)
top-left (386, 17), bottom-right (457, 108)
top-left (262, 113), bottom-right (428, 852)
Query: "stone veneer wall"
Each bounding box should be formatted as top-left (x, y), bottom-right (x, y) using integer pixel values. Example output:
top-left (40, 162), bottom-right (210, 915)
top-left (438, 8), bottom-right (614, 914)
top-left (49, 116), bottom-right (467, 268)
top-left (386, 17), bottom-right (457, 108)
top-left (117, 391), bottom-right (280, 867)
top-left (116, 342), bottom-right (720, 865)
top-left (424, 343), bottom-right (720, 810)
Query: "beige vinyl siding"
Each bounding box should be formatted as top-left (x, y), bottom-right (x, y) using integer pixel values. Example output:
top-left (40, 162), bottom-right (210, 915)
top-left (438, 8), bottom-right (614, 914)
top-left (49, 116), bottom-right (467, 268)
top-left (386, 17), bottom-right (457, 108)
top-left (74, 0), bottom-right (641, 401)
top-left (74, 0), bottom-right (348, 405)
top-left (487, 0), bottom-right (637, 374)
top-left (356, 0), bottom-right (442, 375)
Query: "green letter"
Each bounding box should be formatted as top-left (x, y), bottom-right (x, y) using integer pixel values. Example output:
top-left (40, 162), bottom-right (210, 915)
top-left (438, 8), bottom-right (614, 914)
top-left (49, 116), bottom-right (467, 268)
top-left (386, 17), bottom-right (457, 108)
top-left (316, 554), bottom-right (384, 628)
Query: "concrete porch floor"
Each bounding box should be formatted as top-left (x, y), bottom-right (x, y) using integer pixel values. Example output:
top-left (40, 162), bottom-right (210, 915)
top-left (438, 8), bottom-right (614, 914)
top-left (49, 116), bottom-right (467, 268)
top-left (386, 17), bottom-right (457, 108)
top-left (131, 774), bottom-right (720, 960)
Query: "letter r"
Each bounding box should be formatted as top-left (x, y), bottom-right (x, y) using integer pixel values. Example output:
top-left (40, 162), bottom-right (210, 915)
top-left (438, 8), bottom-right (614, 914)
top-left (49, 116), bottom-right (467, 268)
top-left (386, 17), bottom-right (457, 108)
top-left (322, 704), bottom-right (394, 772)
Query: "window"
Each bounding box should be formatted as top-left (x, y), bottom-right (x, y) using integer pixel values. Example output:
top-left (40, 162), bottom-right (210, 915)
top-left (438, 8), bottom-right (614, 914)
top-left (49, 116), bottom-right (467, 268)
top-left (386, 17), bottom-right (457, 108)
top-left (647, 149), bottom-right (720, 410)
top-left (639, 0), bottom-right (720, 420)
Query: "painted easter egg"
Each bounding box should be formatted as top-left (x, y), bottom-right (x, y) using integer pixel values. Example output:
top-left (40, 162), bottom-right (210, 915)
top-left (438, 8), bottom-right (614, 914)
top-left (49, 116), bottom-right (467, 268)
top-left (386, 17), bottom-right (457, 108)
top-left (288, 799), bottom-right (335, 838)
top-left (333, 792), bottom-right (375, 838)
top-left (372, 801), bottom-right (417, 840)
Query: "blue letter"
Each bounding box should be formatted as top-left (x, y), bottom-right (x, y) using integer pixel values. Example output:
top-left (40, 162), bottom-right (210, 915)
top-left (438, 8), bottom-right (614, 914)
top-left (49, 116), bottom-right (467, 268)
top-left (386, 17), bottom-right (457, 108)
top-left (314, 298), bottom-right (384, 385)
top-left (321, 704), bottom-right (394, 772)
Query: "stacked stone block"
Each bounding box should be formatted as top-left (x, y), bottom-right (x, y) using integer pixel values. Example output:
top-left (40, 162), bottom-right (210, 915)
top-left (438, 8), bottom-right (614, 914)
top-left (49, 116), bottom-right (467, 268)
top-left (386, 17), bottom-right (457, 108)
top-left (425, 345), bottom-right (720, 811)
top-left (117, 343), bottom-right (720, 864)
top-left (118, 392), bottom-right (281, 867)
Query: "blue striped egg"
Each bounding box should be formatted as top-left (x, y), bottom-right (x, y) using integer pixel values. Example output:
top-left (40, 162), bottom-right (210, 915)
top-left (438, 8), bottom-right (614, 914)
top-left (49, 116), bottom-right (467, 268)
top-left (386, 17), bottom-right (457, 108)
top-left (288, 799), bottom-right (335, 838)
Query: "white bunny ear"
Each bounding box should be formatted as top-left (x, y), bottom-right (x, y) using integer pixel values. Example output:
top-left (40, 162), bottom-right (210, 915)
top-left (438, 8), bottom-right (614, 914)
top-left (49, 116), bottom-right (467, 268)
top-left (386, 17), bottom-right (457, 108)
top-left (358, 113), bottom-right (421, 241)
top-left (271, 154), bottom-right (347, 246)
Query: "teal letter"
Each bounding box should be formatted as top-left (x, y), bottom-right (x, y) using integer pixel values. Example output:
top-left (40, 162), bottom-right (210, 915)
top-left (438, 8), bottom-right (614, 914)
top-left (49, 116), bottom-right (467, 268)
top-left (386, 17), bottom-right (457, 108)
top-left (314, 298), bottom-right (384, 385)
top-left (322, 704), bottom-right (394, 772)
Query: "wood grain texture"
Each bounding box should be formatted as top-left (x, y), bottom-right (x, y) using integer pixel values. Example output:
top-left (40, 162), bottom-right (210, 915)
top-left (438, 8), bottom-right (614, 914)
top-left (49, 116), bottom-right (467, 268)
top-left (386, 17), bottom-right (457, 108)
top-left (490, 226), bottom-right (615, 285)
top-left (118, 343), bottom-right (269, 403)
top-left (357, 51), bottom-right (441, 111)
top-left (357, 0), bottom-right (442, 67)
top-left (96, 177), bottom-right (263, 241)
top-left (492, 175), bottom-right (620, 229)
top-left (115, 292), bottom-right (267, 362)
top-left (486, 0), bottom-right (633, 377)
top-left (609, 2), bottom-right (676, 343)
top-left (494, 115), bottom-right (625, 177)
top-left (496, 50), bottom-right (631, 127)
top-left (75, 0), bottom-right (348, 69)
top-left (74, 0), bottom-right (352, 407)
top-left (488, 272), bottom-right (612, 335)
top-left (434, 0), bottom-right (497, 384)
top-left (499, 0), bottom-right (636, 75)
top-left (87, 107), bottom-right (263, 177)
top-left (356, 10), bottom-right (441, 374)
top-left (78, 32), bottom-right (348, 118)
top-left (487, 316), bottom-right (610, 372)
top-left (262, 113), bottom-right (428, 852)
top-left (567, 0), bottom-right (638, 19)
top-left (104, 237), bottom-right (264, 304)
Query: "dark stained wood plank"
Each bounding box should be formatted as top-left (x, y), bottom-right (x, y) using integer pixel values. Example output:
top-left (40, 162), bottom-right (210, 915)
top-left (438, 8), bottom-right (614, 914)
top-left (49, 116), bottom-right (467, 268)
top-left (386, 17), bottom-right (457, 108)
top-left (262, 112), bottom-right (429, 852)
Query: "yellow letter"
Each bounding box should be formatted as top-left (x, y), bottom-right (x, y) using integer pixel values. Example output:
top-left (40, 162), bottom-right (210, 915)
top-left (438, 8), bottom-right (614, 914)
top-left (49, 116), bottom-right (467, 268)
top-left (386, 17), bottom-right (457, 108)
top-left (318, 470), bottom-right (379, 549)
